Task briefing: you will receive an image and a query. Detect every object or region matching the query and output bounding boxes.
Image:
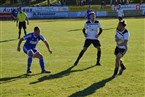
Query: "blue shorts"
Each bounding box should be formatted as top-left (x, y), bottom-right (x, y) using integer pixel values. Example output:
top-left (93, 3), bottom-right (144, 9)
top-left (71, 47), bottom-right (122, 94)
top-left (23, 46), bottom-right (38, 55)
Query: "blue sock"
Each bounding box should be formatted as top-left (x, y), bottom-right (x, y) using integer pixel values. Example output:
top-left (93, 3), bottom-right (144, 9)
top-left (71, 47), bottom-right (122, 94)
top-left (27, 56), bottom-right (32, 71)
top-left (39, 57), bottom-right (45, 72)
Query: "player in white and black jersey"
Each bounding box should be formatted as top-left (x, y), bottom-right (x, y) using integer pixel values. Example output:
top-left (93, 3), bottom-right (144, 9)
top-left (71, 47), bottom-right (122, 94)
top-left (112, 20), bottom-right (129, 78)
top-left (74, 12), bottom-right (103, 66)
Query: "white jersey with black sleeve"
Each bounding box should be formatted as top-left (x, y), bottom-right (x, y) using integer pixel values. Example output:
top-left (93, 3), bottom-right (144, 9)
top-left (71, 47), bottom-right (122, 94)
top-left (84, 20), bottom-right (102, 40)
top-left (115, 29), bottom-right (129, 49)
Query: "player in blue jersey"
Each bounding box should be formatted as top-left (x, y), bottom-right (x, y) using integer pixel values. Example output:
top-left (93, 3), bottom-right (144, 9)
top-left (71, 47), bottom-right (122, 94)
top-left (12, 8), bottom-right (18, 22)
top-left (86, 5), bottom-right (93, 21)
top-left (17, 26), bottom-right (52, 73)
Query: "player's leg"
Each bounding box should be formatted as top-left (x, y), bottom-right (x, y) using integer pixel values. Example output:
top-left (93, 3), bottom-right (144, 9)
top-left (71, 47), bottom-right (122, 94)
top-left (74, 47), bottom-right (87, 66)
top-left (118, 59), bottom-right (126, 75)
top-left (74, 39), bottom-right (91, 66)
top-left (112, 53), bottom-right (122, 78)
top-left (96, 46), bottom-right (101, 65)
top-left (120, 60), bottom-right (126, 70)
top-left (118, 49), bottom-right (127, 75)
top-left (23, 22), bottom-right (27, 35)
top-left (18, 22), bottom-right (22, 39)
top-left (112, 47), bottom-right (125, 78)
top-left (93, 40), bottom-right (101, 65)
top-left (23, 47), bottom-right (33, 73)
top-left (27, 50), bottom-right (33, 73)
top-left (33, 50), bottom-right (51, 73)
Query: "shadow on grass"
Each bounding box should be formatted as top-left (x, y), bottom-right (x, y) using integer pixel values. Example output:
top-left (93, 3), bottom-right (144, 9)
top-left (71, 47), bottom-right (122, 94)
top-left (30, 65), bottom-right (96, 84)
top-left (103, 27), bottom-right (116, 31)
top-left (68, 29), bottom-right (82, 32)
top-left (38, 20), bottom-right (58, 22)
top-left (0, 38), bottom-right (17, 43)
top-left (68, 27), bottom-right (115, 32)
top-left (68, 77), bottom-right (114, 97)
top-left (0, 73), bottom-right (40, 84)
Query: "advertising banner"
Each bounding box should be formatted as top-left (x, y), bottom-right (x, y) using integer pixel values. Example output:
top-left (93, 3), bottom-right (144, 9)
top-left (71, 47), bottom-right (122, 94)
top-left (32, 7), bottom-right (68, 12)
top-left (77, 12), bottom-right (86, 17)
top-left (0, 6), bottom-right (143, 19)
top-left (0, 13), bottom-right (12, 19)
top-left (0, 7), bottom-right (33, 13)
top-left (0, 7), bottom-right (68, 18)
top-left (33, 12), bottom-right (68, 18)
top-left (0, 6), bottom-right (68, 13)
top-left (107, 11), bottom-right (117, 16)
top-left (113, 4), bottom-right (137, 10)
top-left (68, 5), bottom-right (112, 11)
top-left (32, 11), bottom-right (107, 18)
top-left (124, 10), bottom-right (143, 16)
top-left (33, 12), bottom-right (86, 18)
top-left (107, 10), bottom-right (143, 17)
top-left (113, 4), bottom-right (145, 11)
top-left (140, 4), bottom-right (145, 10)
top-left (142, 10), bottom-right (145, 15)
top-left (96, 11), bottom-right (107, 17)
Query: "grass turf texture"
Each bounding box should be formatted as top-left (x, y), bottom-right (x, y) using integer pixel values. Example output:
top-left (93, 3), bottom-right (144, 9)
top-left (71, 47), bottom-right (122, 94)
top-left (0, 18), bottom-right (145, 97)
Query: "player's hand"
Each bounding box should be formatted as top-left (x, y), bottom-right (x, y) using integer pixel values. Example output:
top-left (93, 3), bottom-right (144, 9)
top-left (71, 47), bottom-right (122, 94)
top-left (27, 22), bottom-right (29, 25)
top-left (17, 47), bottom-right (21, 52)
top-left (84, 33), bottom-right (87, 37)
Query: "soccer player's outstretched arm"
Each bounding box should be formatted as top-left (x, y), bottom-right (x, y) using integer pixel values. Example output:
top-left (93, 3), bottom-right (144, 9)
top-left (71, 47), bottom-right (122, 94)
top-left (17, 38), bottom-right (24, 52)
top-left (82, 28), bottom-right (87, 37)
top-left (98, 28), bottom-right (103, 36)
top-left (43, 41), bottom-right (52, 54)
top-left (26, 17), bottom-right (29, 25)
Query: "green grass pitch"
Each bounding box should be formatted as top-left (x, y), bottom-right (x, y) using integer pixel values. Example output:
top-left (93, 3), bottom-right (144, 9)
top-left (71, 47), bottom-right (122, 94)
top-left (0, 18), bottom-right (145, 97)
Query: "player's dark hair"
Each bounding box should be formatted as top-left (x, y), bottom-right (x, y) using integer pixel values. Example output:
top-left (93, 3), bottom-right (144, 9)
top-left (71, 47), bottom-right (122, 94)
top-left (34, 26), bottom-right (39, 31)
top-left (120, 20), bottom-right (126, 27)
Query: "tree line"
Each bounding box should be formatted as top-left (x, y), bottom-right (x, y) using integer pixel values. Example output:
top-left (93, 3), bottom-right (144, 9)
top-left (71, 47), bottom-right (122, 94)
top-left (0, 0), bottom-right (143, 5)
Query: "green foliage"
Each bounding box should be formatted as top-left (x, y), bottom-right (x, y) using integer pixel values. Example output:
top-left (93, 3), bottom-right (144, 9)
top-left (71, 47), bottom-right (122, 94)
top-left (129, 0), bottom-right (141, 3)
top-left (0, 0), bottom-right (144, 6)
top-left (0, 18), bottom-right (145, 97)
top-left (0, 0), bottom-right (6, 4)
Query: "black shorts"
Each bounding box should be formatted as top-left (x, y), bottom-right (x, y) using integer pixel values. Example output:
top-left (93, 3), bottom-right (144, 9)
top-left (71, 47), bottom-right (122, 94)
top-left (84, 39), bottom-right (101, 48)
top-left (19, 21), bottom-right (26, 29)
top-left (114, 47), bottom-right (127, 56)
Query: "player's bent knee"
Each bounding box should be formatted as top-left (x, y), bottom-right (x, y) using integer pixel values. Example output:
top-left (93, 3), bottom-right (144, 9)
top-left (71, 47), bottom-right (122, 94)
top-left (97, 47), bottom-right (101, 51)
top-left (116, 57), bottom-right (120, 62)
top-left (28, 51), bottom-right (33, 56)
top-left (34, 52), bottom-right (43, 58)
top-left (39, 54), bottom-right (43, 58)
top-left (116, 55), bottom-right (122, 61)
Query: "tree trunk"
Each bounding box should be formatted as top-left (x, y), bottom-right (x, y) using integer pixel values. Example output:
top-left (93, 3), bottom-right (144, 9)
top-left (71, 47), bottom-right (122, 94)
top-left (110, 0), bottom-right (112, 5)
top-left (48, 0), bottom-right (50, 6)
top-left (10, 0), bottom-right (14, 4)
